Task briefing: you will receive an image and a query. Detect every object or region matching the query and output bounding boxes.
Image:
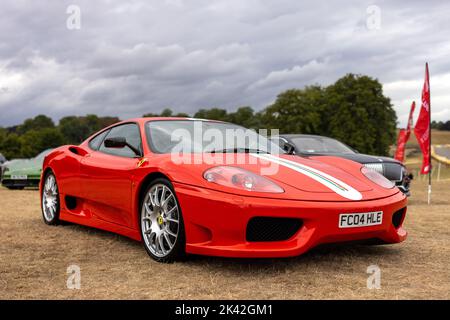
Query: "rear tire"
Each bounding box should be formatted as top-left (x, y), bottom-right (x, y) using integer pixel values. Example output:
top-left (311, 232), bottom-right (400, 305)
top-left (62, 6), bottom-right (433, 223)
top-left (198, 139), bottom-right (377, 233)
top-left (41, 171), bottom-right (61, 225)
top-left (140, 178), bottom-right (186, 263)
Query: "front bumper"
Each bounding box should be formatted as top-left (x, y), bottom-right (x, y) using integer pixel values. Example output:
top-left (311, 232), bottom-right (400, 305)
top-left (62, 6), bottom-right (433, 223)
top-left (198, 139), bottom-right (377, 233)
top-left (174, 182), bottom-right (408, 258)
top-left (1, 178), bottom-right (40, 188)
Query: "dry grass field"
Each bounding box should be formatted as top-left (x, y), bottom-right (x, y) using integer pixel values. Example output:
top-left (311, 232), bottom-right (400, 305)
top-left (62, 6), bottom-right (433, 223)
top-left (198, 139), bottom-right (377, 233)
top-left (0, 180), bottom-right (449, 300)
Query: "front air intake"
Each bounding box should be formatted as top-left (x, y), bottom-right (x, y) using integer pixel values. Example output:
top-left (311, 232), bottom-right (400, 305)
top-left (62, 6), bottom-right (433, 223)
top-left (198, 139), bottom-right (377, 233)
top-left (246, 217), bottom-right (303, 242)
top-left (392, 208), bottom-right (406, 229)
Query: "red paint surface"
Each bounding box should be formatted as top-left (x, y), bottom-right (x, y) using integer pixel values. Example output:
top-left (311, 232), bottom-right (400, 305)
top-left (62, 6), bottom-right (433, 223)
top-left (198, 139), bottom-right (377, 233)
top-left (40, 118), bottom-right (407, 258)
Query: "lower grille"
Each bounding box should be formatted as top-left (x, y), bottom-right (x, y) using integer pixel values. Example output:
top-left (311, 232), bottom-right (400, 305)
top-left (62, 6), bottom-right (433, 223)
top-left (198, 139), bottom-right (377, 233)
top-left (392, 208), bottom-right (406, 228)
top-left (246, 217), bottom-right (303, 242)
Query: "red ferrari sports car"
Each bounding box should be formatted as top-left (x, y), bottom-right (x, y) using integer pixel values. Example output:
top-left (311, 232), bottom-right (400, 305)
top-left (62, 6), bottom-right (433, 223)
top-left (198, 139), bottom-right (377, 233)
top-left (40, 118), bottom-right (407, 262)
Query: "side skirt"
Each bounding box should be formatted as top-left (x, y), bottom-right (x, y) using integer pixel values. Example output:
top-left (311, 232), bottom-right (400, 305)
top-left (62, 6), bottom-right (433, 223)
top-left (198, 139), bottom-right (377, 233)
top-left (60, 209), bottom-right (142, 241)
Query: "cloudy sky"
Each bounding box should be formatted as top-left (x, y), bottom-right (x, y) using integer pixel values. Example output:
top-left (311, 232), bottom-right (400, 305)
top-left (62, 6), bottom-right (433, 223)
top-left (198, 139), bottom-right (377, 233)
top-left (0, 0), bottom-right (449, 127)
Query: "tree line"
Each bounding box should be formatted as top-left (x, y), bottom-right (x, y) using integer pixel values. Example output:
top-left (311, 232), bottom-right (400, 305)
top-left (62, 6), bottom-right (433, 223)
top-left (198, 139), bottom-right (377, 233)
top-left (0, 115), bottom-right (119, 159)
top-left (431, 120), bottom-right (450, 131)
top-left (0, 73), bottom-right (411, 159)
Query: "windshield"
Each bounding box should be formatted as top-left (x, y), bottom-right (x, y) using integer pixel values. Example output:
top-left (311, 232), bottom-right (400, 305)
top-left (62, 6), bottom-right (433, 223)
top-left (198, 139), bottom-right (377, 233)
top-left (35, 149), bottom-right (53, 160)
top-left (290, 136), bottom-right (355, 154)
top-left (146, 120), bottom-right (283, 154)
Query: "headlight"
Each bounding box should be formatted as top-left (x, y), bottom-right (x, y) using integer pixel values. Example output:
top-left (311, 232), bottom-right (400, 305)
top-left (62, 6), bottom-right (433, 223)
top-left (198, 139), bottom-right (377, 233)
top-left (203, 166), bottom-right (284, 193)
top-left (361, 166), bottom-right (394, 189)
top-left (363, 163), bottom-right (383, 175)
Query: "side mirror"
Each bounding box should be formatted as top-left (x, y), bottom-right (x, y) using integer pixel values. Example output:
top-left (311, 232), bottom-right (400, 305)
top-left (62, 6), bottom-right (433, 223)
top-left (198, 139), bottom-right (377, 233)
top-left (104, 137), bottom-right (142, 157)
top-left (104, 137), bottom-right (127, 148)
top-left (283, 142), bottom-right (296, 155)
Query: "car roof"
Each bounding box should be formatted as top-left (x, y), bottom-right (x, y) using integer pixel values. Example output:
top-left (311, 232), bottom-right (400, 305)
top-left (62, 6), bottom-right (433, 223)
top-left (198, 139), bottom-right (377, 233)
top-left (83, 117), bottom-right (230, 142)
top-left (128, 117), bottom-right (227, 124)
top-left (275, 134), bottom-right (336, 140)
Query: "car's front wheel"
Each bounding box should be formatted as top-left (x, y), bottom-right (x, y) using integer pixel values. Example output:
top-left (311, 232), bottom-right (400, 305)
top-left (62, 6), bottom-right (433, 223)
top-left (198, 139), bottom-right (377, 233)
top-left (140, 178), bottom-right (185, 263)
top-left (41, 171), bottom-right (60, 225)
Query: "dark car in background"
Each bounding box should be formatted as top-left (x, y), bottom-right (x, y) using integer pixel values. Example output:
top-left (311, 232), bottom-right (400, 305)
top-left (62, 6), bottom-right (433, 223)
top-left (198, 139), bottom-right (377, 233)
top-left (271, 134), bottom-right (412, 196)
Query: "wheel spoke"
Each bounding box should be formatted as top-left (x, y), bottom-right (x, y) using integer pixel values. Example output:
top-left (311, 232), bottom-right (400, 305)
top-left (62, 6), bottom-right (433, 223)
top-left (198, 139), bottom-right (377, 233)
top-left (164, 232), bottom-right (173, 249)
top-left (158, 234), bottom-right (166, 254)
top-left (166, 206), bottom-right (177, 217)
top-left (162, 194), bottom-right (173, 207)
top-left (153, 187), bottom-right (160, 206)
top-left (45, 179), bottom-right (51, 191)
top-left (144, 202), bottom-right (152, 215)
top-left (166, 228), bottom-right (177, 237)
top-left (166, 217), bottom-right (179, 224)
top-left (155, 234), bottom-right (161, 253)
top-left (160, 186), bottom-right (167, 204)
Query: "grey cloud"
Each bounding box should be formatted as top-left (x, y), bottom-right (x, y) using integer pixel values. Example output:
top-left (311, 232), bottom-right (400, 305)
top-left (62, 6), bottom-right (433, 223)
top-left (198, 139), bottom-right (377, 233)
top-left (0, 0), bottom-right (449, 127)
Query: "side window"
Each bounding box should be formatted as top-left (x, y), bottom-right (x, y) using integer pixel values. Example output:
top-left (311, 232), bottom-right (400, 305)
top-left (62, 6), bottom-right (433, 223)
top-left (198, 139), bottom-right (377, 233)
top-left (99, 123), bottom-right (142, 157)
top-left (88, 129), bottom-right (110, 151)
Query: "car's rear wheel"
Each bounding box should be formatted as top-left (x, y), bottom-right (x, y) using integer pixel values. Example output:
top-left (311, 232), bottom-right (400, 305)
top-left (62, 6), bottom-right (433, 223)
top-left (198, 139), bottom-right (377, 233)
top-left (140, 178), bottom-right (185, 263)
top-left (41, 171), bottom-right (60, 225)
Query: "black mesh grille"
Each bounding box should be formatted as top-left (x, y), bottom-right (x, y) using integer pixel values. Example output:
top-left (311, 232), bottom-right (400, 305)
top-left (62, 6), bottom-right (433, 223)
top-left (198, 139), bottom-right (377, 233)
top-left (246, 217), bottom-right (303, 242)
top-left (392, 208), bottom-right (406, 228)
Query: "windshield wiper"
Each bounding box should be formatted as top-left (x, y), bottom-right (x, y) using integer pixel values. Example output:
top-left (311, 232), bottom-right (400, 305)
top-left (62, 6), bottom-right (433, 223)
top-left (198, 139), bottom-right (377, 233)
top-left (206, 148), bottom-right (270, 154)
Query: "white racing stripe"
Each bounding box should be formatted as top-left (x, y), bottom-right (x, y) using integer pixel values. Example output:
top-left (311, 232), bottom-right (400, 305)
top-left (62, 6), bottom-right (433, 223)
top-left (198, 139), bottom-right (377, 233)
top-left (252, 153), bottom-right (363, 201)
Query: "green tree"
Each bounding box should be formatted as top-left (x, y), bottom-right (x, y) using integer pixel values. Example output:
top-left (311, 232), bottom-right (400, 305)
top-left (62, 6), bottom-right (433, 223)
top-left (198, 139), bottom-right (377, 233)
top-left (160, 108), bottom-right (173, 117)
top-left (59, 116), bottom-right (90, 144)
top-left (59, 115), bottom-right (119, 144)
top-left (174, 112), bottom-right (190, 117)
top-left (143, 112), bottom-right (159, 117)
top-left (228, 106), bottom-right (261, 129)
top-left (0, 127), bottom-right (6, 147)
top-left (443, 120), bottom-right (450, 131)
top-left (194, 108), bottom-right (229, 121)
top-left (18, 115), bottom-right (54, 134)
top-left (143, 108), bottom-right (189, 118)
top-left (97, 116), bottom-right (120, 129)
top-left (260, 86), bottom-right (325, 134)
top-left (0, 133), bottom-right (22, 159)
top-left (325, 74), bottom-right (396, 155)
top-left (20, 128), bottom-right (65, 158)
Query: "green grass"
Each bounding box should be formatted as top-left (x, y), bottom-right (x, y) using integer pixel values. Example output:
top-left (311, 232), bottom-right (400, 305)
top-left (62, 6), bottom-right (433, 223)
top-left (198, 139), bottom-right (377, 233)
top-left (403, 129), bottom-right (450, 149)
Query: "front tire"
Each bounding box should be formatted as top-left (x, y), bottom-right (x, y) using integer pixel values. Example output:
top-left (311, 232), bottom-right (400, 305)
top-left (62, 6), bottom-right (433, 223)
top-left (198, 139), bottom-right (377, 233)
top-left (140, 178), bottom-right (185, 263)
top-left (41, 171), bottom-right (60, 225)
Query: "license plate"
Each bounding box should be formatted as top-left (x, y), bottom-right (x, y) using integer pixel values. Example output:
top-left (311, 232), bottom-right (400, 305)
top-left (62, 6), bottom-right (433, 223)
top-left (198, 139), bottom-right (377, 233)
top-left (11, 175), bottom-right (27, 180)
top-left (339, 211), bottom-right (383, 228)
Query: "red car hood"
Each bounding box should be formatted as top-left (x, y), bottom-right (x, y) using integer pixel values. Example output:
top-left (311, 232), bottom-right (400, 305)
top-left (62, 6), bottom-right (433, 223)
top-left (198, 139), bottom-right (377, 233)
top-left (148, 153), bottom-right (401, 202)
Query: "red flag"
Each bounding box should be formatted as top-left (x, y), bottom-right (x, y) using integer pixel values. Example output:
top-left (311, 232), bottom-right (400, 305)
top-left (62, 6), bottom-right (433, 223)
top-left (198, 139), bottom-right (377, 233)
top-left (394, 129), bottom-right (408, 162)
top-left (394, 101), bottom-right (416, 162)
top-left (414, 63), bottom-right (431, 174)
top-left (406, 101), bottom-right (416, 139)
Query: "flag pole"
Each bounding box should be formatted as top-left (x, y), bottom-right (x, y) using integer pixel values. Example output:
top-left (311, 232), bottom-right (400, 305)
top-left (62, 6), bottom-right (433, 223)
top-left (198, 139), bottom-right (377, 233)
top-left (427, 62), bottom-right (432, 205)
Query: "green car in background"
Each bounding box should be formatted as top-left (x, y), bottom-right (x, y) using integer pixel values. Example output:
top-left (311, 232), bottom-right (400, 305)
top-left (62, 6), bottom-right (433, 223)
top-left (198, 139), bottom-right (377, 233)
top-left (1, 149), bottom-right (53, 189)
